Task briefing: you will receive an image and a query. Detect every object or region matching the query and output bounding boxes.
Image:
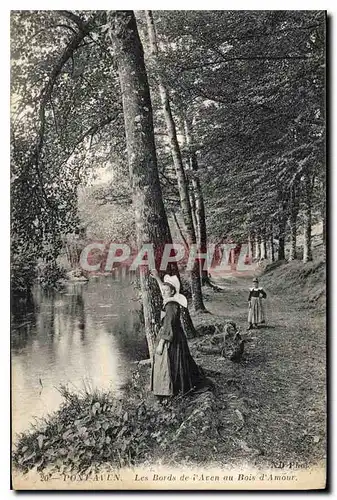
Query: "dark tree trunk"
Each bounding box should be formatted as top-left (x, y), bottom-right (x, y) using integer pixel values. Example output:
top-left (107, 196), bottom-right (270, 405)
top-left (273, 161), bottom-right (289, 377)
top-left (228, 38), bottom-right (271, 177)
top-left (322, 203), bottom-right (326, 253)
top-left (145, 10), bottom-right (205, 311)
top-left (277, 193), bottom-right (288, 261)
top-left (322, 177), bottom-right (326, 253)
top-left (250, 231), bottom-right (256, 260)
top-left (110, 11), bottom-right (199, 354)
top-left (288, 184), bottom-right (299, 261)
top-left (303, 173), bottom-right (314, 263)
top-left (188, 184), bottom-right (198, 239)
top-left (278, 236), bottom-right (285, 261)
top-left (270, 232), bottom-right (275, 262)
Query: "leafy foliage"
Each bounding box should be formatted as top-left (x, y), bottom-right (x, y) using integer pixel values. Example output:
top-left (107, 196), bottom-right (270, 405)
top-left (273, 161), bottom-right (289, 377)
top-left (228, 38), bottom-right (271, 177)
top-left (13, 370), bottom-right (213, 474)
top-left (146, 11), bottom-right (325, 243)
top-left (11, 11), bottom-right (124, 293)
top-left (11, 10), bottom-right (326, 297)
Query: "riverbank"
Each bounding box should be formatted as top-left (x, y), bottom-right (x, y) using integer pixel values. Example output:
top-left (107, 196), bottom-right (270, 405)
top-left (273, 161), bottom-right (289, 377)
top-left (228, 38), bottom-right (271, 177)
top-left (12, 260), bottom-right (326, 477)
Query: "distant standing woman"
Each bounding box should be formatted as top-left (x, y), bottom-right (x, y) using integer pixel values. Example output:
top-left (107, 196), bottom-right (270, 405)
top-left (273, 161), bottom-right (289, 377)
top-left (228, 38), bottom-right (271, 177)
top-left (247, 277), bottom-right (267, 330)
top-left (149, 270), bottom-right (210, 398)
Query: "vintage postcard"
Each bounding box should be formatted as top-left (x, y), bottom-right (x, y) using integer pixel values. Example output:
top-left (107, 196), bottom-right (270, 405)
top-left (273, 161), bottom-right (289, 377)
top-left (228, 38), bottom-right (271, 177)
top-left (11, 9), bottom-right (326, 490)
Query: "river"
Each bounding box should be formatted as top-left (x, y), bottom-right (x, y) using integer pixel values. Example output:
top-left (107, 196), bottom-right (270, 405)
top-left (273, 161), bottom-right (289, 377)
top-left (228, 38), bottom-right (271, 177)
top-left (11, 275), bottom-right (147, 437)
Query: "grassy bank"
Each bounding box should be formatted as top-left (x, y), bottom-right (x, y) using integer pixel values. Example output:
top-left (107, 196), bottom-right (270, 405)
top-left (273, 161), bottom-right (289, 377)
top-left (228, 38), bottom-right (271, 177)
top-left (262, 259), bottom-right (326, 310)
top-left (13, 370), bottom-right (219, 475)
top-left (13, 261), bottom-right (326, 475)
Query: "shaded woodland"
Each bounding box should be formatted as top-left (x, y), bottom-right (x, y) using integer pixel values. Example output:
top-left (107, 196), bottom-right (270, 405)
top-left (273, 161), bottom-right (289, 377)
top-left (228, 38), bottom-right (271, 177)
top-left (11, 10), bottom-right (326, 353)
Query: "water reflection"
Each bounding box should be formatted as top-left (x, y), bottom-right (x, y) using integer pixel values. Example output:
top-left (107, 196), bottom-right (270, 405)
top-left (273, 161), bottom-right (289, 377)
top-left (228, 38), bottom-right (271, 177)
top-left (11, 276), bottom-right (147, 436)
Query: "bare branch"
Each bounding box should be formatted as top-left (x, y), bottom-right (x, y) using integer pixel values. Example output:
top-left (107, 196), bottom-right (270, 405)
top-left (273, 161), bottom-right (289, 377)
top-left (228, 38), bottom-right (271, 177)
top-left (58, 11), bottom-right (87, 30)
top-left (58, 112), bottom-right (122, 168)
top-left (29, 16), bottom-right (95, 209)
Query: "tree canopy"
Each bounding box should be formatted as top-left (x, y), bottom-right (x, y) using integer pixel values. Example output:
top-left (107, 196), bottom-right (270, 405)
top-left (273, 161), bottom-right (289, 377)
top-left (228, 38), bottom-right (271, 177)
top-left (11, 10), bottom-right (326, 296)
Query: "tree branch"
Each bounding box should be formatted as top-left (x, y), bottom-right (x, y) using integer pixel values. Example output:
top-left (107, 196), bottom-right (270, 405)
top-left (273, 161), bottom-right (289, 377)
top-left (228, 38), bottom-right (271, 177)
top-left (58, 112), bottom-right (121, 168)
top-left (31, 14), bottom-right (96, 209)
top-left (58, 11), bottom-right (87, 31)
top-left (158, 170), bottom-right (177, 188)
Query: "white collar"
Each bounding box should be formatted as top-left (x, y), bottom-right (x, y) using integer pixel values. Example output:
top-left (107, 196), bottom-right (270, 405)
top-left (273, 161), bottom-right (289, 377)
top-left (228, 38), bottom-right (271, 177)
top-left (163, 294), bottom-right (188, 309)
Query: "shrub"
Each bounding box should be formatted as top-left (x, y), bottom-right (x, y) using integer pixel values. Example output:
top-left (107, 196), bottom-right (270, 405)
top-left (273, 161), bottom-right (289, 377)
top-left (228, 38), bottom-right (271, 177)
top-left (37, 261), bottom-right (67, 290)
top-left (11, 247), bottom-right (37, 296)
top-left (12, 380), bottom-right (185, 475)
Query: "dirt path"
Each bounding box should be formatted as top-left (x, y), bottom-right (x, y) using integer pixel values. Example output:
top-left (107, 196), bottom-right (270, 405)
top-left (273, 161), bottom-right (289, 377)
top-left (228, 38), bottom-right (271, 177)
top-left (190, 274), bottom-right (326, 468)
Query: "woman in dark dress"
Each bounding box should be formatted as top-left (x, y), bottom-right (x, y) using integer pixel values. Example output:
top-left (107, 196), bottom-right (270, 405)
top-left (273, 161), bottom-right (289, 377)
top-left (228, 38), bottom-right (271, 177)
top-left (149, 271), bottom-right (208, 397)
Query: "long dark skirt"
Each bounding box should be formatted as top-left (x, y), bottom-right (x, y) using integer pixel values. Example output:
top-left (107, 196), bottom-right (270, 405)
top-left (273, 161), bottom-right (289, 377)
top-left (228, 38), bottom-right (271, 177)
top-left (151, 339), bottom-right (206, 396)
top-left (168, 335), bottom-right (205, 395)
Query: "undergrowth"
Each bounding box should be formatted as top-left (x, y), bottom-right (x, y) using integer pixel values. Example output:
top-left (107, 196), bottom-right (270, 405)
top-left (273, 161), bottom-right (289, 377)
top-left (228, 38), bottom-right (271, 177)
top-left (12, 368), bottom-right (217, 475)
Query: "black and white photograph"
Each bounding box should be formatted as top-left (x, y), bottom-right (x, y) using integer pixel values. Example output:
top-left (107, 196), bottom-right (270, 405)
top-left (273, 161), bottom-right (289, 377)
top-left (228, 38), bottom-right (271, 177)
top-left (10, 9), bottom-right (326, 490)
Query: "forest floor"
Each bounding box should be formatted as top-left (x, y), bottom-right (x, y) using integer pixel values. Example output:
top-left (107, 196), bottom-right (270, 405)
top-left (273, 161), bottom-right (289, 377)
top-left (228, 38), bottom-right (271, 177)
top-left (187, 258), bottom-right (326, 469)
top-left (12, 260), bottom-right (326, 477)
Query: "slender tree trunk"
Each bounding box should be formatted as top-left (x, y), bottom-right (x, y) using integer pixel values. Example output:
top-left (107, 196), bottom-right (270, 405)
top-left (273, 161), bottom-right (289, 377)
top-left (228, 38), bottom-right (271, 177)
top-left (303, 173), bottom-right (314, 263)
top-left (188, 184), bottom-right (198, 239)
top-left (172, 211), bottom-right (188, 249)
top-left (322, 201), bottom-right (326, 254)
top-left (184, 118), bottom-right (209, 284)
top-left (254, 232), bottom-right (261, 260)
top-left (110, 11), bottom-right (199, 354)
top-left (145, 10), bottom-right (205, 311)
top-left (277, 195), bottom-right (287, 261)
top-left (248, 233), bottom-right (254, 263)
top-left (289, 220), bottom-right (297, 261)
top-left (278, 237), bottom-right (285, 260)
top-left (250, 232), bottom-right (256, 260)
top-left (270, 232), bottom-right (275, 262)
top-left (288, 183), bottom-right (299, 261)
top-left (321, 177), bottom-right (326, 253)
top-left (260, 229), bottom-right (267, 259)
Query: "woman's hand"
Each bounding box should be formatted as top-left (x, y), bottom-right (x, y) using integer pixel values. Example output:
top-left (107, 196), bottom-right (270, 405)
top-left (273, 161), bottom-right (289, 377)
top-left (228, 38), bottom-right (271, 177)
top-left (149, 269), bottom-right (165, 298)
top-left (149, 269), bottom-right (160, 280)
top-left (248, 301), bottom-right (251, 309)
